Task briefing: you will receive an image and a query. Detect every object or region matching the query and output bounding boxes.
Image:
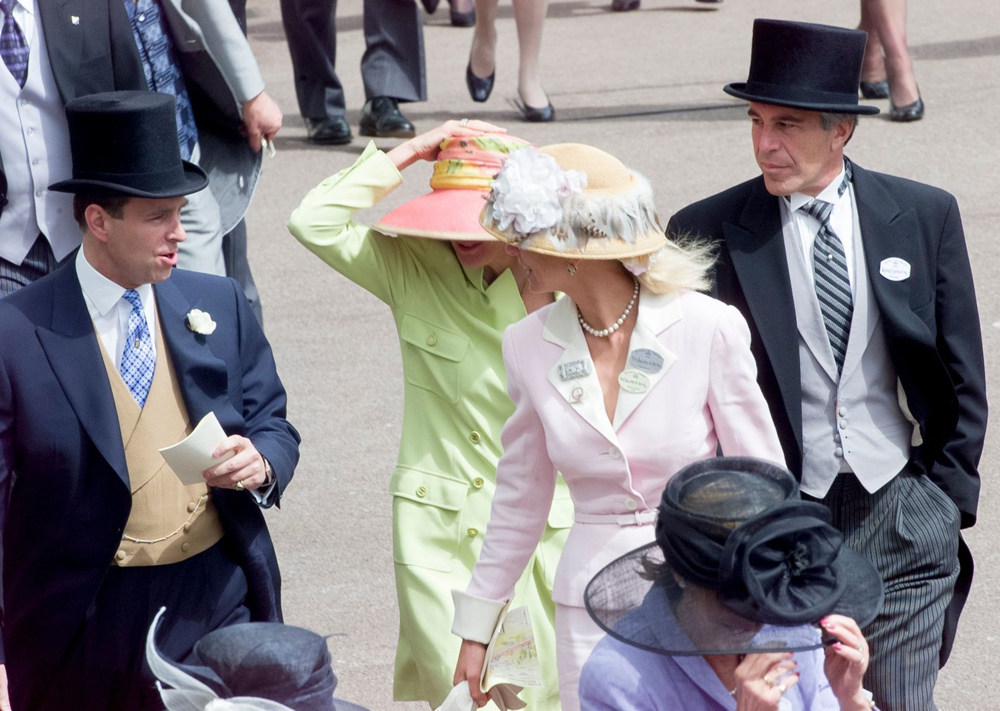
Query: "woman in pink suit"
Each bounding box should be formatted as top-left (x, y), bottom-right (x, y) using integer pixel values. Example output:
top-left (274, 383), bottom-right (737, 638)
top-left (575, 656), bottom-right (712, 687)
top-left (449, 143), bottom-right (785, 710)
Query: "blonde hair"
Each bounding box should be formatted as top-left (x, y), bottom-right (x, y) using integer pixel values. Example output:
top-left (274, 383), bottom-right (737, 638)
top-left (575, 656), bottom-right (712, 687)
top-left (630, 234), bottom-right (716, 295)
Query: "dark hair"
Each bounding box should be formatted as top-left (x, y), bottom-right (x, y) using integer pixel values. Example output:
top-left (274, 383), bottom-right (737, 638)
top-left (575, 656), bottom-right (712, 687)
top-left (640, 554), bottom-right (684, 605)
top-left (818, 112), bottom-right (859, 145)
top-left (73, 194), bottom-right (129, 230)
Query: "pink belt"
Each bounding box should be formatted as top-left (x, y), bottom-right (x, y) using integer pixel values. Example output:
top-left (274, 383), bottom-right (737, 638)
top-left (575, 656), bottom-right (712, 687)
top-left (573, 510), bottom-right (657, 527)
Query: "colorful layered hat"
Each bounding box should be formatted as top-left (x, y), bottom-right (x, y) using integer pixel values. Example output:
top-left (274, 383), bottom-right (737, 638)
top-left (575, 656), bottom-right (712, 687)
top-left (373, 134), bottom-right (532, 242)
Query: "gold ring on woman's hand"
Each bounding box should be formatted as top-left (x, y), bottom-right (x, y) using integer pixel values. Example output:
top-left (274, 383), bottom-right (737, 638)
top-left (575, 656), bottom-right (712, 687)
top-left (235, 480), bottom-right (245, 491)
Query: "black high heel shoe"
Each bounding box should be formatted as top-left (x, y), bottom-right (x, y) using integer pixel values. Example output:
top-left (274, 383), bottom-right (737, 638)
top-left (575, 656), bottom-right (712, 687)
top-left (515, 92), bottom-right (555, 123)
top-left (889, 96), bottom-right (924, 122)
top-left (466, 62), bottom-right (494, 102)
top-left (450, 6), bottom-right (476, 26)
top-left (859, 79), bottom-right (890, 100)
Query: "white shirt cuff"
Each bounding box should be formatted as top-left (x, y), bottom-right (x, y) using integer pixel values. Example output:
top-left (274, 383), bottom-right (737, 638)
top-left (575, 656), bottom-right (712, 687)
top-left (451, 590), bottom-right (507, 645)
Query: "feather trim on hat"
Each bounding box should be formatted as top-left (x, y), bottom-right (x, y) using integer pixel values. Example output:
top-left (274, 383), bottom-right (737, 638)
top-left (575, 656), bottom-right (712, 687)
top-left (482, 147), bottom-right (663, 252)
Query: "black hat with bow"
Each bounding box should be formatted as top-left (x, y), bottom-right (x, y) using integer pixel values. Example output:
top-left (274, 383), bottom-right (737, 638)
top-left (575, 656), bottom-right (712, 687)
top-left (584, 457), bottom-right (884, 656)
top-left (724, 19), bottom-right (880, 115)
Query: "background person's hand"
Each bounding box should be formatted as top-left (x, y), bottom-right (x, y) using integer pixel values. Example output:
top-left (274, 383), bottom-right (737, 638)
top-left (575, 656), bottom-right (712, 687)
top-left (387, 119), bottom-right (506, 171)
top-left (733, 651), bottom-right (800, 711)
top-left (241, 91), bottom-right (283, 152)
top-left (203, 435), bottom-right (268, 491)
top-left (821, 615), bottom-right (871, 709)
top-left (453, 639), bottom-right (489, 707)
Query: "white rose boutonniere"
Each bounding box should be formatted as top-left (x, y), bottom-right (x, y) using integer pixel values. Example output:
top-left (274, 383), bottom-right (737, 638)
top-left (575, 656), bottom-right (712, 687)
top-left (186, 308), bottom-right (217, 335)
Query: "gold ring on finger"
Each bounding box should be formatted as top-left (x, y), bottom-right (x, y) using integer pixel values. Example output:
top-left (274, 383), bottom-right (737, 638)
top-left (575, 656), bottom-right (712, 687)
top-left (235, 480), bottom-right (245, 491)
top-left (777, 683), bottom-right (787, 694)
top-left (763, 675), bottom-right (774, 686)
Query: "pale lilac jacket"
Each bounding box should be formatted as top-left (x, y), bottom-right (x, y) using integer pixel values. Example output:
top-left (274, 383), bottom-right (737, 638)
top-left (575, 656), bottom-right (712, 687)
top-left (464, 288), bottom-right (785, 611)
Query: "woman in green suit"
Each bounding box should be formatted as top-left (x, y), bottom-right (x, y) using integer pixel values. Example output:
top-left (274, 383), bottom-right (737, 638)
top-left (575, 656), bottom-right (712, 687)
top-left (288, 120), bottom-right (571, 710)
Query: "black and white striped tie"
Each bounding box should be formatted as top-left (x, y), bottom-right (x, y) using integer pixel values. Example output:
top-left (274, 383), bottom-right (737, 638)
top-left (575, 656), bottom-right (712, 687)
top-left (801, 167), bottom-right (853, 376)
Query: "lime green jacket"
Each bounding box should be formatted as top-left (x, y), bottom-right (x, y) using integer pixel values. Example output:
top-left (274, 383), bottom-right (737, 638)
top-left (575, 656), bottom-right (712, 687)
top-left (289, 143), bottom-right (571, 709)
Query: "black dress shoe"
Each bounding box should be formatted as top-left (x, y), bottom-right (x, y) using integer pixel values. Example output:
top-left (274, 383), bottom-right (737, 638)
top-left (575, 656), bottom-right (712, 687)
top-left (859, 80), bottom-right (890, 100)
top-left (450, 7), bottom-right (476, 26)
top-left (420, 0), bottom-right (440, 13)
top-left (359, 97), bottom-right (417, 138)
top-left (304, 116), bottom-right (352, 145)
top-left (611, 0), bottom-right (640, 10)
top-left (515, 93), bottom-right (555, 123)
top-left (890, 96), bottom-right (924, 122)
top-left (466, 62), bottom-right (495, 102)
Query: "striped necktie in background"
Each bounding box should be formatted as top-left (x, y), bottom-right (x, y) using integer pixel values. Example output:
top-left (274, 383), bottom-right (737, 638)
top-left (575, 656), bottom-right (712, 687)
top-left (0, 0), bottom-right (28, 88)
top-left (801, 163), bottom-right (854, 375)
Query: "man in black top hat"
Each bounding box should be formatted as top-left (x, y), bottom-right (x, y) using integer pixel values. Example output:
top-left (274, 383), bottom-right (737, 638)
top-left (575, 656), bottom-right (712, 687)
top-left (0, 91), bottom-right (299, 710)
top-left (668, 19), bottom-right (986, 711)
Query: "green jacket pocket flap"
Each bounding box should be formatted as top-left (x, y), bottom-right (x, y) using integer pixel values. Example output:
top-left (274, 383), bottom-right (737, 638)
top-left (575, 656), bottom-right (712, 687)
top-left (400, 314), bottom-right (469, 362)
top-left (391, 467), bottom-right (468, 511)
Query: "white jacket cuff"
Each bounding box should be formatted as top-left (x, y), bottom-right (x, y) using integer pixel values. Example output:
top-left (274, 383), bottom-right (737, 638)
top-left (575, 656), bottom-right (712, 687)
top-left (451, 590), bottom-right (507, 645)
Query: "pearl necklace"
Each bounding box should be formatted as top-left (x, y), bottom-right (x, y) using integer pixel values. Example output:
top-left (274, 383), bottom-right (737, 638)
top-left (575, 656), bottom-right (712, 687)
top-left (577, 279), bottom-right (639, 338)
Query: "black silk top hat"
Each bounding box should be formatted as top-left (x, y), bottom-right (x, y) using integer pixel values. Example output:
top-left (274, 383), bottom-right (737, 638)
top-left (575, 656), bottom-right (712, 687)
top-left (584, 458), bottom-right (885, 656)
top-left (49, 91), bottom-right (209, 198)
top-left (724, 19), bottom-right (880, 115)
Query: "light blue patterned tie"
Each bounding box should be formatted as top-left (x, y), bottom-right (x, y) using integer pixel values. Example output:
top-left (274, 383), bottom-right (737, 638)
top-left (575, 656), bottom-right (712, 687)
top-left (801, 164), bottom-right (854, 376)
top-left (0, 0), bottom-right (29, 89)
top-left (120, 289), bottom-right (155, 407)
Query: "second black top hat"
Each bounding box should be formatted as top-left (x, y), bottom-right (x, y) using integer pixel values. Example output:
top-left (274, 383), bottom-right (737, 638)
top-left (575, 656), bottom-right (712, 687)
top-left (724, 19), bottom-right (880, 115)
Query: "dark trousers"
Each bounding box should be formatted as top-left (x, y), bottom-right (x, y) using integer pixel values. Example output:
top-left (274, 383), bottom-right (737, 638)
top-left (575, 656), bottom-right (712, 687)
top-left (22, 542), bottom-right (251, 711)
top-left (279, 0), bottom-right (425, 119)
top-left (0, 235), bottom-right (63, 297)
top-left (805, 469), bottom-right (960, 711)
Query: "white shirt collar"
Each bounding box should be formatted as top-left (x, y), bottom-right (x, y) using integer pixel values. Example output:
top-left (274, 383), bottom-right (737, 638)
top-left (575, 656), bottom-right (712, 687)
top-left (785, 164), bottom-right (848, 213)
top-left (75, 247), bottom-right (153, 317)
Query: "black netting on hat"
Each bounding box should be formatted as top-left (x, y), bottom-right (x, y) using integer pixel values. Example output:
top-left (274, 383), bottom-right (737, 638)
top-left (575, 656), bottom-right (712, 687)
top-left (584, 543), bottom-right (827, 656)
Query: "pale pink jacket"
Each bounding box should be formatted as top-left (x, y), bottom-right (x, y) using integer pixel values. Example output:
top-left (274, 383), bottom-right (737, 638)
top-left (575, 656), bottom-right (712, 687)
top-left (457, 287), bottom-right (784, 634)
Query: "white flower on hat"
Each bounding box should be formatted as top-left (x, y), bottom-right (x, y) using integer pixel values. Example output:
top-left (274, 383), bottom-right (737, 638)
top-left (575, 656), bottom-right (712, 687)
top-left (487, 147), bottom-right (586, 237)
top-left (185, 309), bottom-right (217, 335)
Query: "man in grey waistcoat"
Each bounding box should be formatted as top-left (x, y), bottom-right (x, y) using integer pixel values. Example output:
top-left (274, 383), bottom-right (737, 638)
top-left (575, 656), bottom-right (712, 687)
top-left (668, 19), bottom-right (987, 711)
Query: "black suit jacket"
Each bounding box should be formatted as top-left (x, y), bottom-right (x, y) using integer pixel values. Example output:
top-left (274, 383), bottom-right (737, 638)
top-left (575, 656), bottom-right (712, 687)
top-left (668, 161), bottom-right (987, 665)
top-left (0, 265), bottom-right (300, 707)
top-left (669, 160), bottom-right (986, 527)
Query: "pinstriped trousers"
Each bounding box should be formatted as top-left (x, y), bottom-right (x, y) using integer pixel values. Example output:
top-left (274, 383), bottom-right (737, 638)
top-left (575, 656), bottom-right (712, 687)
top-left (0, 235), bottom-right (67, 297)
top-left (806, 469), bottom-right (960, 711)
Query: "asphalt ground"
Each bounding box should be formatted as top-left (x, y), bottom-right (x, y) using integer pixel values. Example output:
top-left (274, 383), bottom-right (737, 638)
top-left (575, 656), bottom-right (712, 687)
top-left (242, 1), bottom-right (1000, 707)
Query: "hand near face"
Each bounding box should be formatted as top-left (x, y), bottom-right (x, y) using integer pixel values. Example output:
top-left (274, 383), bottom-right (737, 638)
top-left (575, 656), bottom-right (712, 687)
top-left (821, 615), bottom-right (871, 708)
top-left (203, 435), bottom-right (268, 491)
top-left (733, 652), bottom-right (800, 711)
top-left (387, 119), bottom-right (507, 171)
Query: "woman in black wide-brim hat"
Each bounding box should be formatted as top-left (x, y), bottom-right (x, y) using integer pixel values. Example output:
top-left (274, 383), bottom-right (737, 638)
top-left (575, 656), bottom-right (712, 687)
top-left (580, 458), bottom-right (884, 710)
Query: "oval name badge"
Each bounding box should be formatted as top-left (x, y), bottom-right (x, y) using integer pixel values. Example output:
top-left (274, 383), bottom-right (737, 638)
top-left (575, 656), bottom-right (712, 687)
top-left (629, 348), bottom-right (664, 374)
top-left (618, 369), bottom-right (650, 394)
top-left (879, 257), bottom-right (911, 282)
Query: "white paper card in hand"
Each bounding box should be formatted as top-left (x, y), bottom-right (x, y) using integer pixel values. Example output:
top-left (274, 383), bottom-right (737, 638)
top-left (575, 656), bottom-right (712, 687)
top-left (481, 605), bottom-right (544, 694)
top-left (158, 412), bottom-right (234, 486)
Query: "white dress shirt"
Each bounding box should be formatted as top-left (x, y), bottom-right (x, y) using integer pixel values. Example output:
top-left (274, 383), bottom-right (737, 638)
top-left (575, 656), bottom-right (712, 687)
top-left (76, 248), bottom-right (157, 370)
top-left (780, 165), bottom-right (857, 290)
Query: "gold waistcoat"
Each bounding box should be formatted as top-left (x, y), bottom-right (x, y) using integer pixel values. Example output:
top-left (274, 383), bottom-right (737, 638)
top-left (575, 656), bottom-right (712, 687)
top-left (98, 313), bottom-right (224, 566)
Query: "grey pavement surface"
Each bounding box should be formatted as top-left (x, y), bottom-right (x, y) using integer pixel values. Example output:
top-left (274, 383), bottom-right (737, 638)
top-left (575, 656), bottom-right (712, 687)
top-left (243, 1), bottom-right (1000, 708)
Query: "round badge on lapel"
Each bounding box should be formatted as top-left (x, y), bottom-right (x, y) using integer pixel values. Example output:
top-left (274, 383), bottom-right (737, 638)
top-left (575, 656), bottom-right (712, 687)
top-left (618, 370), bottom-right (650, 394)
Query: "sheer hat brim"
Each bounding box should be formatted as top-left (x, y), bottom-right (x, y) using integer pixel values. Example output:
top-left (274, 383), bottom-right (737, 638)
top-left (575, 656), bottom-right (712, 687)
top-left (584, 542), bottom-right (884, 657)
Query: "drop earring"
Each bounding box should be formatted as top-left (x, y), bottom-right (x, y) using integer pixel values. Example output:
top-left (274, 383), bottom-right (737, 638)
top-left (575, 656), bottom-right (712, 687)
top-left (567, 263), bottom-right (578, 275)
